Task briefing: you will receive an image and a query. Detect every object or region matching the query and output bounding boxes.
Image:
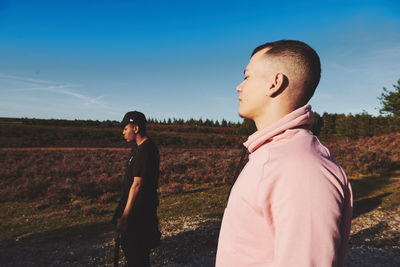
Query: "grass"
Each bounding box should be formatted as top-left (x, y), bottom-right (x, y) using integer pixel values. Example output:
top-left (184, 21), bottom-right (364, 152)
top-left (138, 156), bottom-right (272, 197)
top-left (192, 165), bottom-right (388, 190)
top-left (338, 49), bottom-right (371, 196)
top-left (158, 185), bottom-right (230, 220)
top-left (2, 169), bottom-right (399, 247)
top-left (0, 184), bottom-right (231, 246)
top-left (1, 172), bottom-right (398, 266)
top-left (0, 139), bottom-right (398, 266)
top-left (350, 170), bottom-right (400, 217)
top-left (0, 199), bottom-right (116, 245)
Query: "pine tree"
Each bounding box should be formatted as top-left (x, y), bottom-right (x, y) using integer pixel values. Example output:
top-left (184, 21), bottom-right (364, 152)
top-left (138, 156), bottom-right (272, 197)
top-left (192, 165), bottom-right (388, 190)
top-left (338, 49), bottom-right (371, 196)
top-left (379, 79), bottom-right (400, 117)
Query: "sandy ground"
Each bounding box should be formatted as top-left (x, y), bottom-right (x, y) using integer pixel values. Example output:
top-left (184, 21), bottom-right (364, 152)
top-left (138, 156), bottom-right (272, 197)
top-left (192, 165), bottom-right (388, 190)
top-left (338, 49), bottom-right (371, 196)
top-left (1, 207), bottom-right (399, 266)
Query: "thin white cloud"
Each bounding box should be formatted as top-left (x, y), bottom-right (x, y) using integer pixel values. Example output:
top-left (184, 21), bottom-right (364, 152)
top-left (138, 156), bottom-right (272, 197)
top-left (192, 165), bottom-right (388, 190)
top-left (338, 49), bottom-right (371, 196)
top-left (325, 62), bottom-right (368, 74)
top-left (13, 85), bottom-right (104, 105)
top-left (0, 73), bottom-right (104, 106)
top-left (372, 46), bottom-right (400, 58)
top-left (0, 73), bottom-right (61, 85)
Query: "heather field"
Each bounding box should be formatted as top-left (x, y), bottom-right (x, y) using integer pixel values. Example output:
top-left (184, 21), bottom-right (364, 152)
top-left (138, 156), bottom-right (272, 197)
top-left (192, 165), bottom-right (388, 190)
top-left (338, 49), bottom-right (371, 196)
top-left (0, 133), bottom-right (399, 266)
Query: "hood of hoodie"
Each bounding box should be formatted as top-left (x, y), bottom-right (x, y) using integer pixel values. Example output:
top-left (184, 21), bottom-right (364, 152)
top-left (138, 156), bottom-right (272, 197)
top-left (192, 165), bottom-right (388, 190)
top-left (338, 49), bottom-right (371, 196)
top-left (244, 104), bottom-right (314, 153)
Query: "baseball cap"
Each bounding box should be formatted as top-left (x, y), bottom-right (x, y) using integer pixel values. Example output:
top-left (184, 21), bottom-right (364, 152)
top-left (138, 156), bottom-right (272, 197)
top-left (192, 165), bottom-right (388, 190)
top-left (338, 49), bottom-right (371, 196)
top-left (121, 111), bottom-right (147, 129)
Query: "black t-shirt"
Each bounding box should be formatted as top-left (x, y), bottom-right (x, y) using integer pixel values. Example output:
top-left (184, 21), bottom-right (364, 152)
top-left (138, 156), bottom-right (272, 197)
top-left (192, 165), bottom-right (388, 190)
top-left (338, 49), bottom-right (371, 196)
top-left (113, 138), bottom-right (160, 227)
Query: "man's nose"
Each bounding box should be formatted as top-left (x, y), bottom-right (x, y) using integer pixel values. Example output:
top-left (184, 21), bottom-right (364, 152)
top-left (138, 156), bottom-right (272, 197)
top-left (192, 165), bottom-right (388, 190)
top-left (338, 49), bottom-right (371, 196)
top-left (236, 83), bottom-right (242, 92)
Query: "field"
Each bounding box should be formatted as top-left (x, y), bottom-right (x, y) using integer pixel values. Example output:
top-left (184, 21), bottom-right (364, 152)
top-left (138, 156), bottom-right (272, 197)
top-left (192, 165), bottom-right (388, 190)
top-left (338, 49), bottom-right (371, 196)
top-left (0, 133), bottom-right (399, 266)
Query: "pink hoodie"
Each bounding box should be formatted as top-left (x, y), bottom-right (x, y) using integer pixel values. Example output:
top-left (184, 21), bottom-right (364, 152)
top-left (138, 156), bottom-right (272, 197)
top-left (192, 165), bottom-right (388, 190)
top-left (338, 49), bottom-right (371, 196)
top-left (216, 105), bottom-right (352, 267)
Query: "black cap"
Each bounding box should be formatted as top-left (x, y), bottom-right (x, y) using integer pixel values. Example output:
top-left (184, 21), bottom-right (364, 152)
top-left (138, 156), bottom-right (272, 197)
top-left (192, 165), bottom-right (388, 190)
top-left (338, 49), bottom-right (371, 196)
top-left (121, 111), bottom-right (147, 129)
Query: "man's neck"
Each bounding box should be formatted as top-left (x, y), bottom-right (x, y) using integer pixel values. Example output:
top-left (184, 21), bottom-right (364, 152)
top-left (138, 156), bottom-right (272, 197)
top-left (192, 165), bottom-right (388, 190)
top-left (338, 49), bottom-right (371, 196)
top-left (254, 103), bottom-right (295, 131)
top-left (135, 135), bottom-right (148, 146)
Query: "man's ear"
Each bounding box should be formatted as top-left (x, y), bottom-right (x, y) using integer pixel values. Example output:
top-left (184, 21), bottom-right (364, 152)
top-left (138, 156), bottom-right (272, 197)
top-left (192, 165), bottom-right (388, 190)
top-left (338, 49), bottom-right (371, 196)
top-left (266, 73), bottom-right (286, 97)
top-left (133, 125), bottom-right (139, 134)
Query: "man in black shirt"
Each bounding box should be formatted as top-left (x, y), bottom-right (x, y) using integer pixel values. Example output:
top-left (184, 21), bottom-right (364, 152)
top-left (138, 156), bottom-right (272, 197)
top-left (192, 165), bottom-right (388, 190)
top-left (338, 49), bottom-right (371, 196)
top-left (113, 111), bottom-right (161, 267)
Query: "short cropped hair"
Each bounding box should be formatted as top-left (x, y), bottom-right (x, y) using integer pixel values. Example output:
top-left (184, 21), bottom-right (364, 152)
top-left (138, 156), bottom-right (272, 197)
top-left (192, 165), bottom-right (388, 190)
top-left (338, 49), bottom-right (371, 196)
top-left (252, 40), bottom-right (321, 103)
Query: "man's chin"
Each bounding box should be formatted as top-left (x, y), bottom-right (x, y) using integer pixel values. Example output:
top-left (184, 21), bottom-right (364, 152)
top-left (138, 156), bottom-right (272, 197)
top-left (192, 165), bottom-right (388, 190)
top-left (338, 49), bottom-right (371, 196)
top-left (238, 111), bottom-right (251, 119)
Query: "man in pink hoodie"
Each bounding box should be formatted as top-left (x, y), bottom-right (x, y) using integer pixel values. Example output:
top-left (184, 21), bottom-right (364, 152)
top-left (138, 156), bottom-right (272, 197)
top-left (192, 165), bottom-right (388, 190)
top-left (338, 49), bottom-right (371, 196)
top-left (216, 40), bottom-right (353, 267)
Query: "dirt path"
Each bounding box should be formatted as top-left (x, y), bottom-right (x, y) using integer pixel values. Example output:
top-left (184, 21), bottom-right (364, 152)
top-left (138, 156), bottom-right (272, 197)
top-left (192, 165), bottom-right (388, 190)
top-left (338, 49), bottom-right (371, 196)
top-left (1, 207), bottom-right (399, 266)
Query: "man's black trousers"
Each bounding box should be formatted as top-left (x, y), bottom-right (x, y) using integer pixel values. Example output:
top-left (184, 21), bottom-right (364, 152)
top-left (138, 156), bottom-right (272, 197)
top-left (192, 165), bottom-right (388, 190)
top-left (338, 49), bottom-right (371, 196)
top-left (121, 234), bottom-right (150, 267)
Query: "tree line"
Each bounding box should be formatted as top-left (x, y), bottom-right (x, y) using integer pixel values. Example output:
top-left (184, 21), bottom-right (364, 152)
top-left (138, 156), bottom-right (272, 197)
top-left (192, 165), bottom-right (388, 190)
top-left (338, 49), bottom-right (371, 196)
top-left (240, 112), bottom-right (400, 138)
top-left (312, 112), bottom-right (399, 138)
top-left (1, 111), bottom-right (399, 139)
top-left (0, 117), bottom-right (243, 128)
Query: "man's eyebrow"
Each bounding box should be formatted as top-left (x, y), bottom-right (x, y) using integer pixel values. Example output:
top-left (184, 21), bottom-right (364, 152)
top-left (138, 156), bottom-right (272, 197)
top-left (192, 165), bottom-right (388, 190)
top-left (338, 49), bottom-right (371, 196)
top-left (244, 69), bottom-right (247, 75)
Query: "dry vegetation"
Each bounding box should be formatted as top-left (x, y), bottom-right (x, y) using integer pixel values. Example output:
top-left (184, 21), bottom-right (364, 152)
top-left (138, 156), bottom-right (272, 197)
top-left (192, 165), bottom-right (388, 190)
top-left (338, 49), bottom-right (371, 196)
top-left (1, 133), bottom-right (399, 204)
top-left (327, 133), bottom-right (400, 176)
top-left (0, 147), bottom-right (240, 205)
top-left (0, 133), bottom-right (399, 266)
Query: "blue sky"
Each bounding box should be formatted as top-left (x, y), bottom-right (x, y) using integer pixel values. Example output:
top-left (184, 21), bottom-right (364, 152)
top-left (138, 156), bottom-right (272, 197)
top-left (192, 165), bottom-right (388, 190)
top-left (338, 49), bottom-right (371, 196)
top-left (1, 0), bottom-right (400, 122)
